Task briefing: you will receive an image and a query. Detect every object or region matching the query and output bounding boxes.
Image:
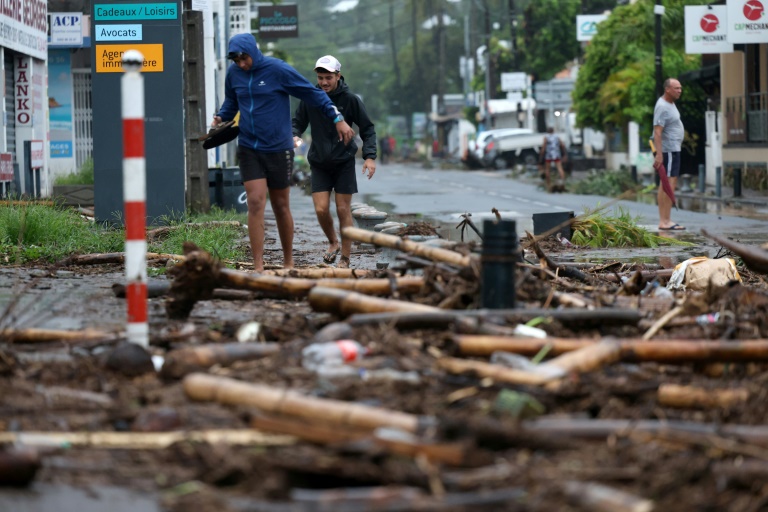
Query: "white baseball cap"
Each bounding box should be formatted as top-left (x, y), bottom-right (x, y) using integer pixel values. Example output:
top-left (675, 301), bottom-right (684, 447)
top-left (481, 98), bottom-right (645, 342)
top-left (314, 55), bottom-right (341, 73)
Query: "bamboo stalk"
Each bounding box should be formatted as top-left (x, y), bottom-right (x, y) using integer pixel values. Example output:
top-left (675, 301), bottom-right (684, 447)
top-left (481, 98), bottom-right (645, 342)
top-left (657, 384), bottom-right (749, 409)
top-left (454, 335), bottom-right (768, 363)
top-left (250, 413), bottom-right (370, 445)
top-left (436, 357), bottom-right (555, 386)
top-left (161, 342), bottom-right (280, 378)
top-left (642, 305), bottom-right (685, 340)
top-left (1, 327), bottom-right (114, 343)
top-left (544, 341), bottom-right (622, 374)
top-left (342, 226), bottom-right (473, 267)
top-left (308, 286), bottom-right (440, 317)
top-left (261, 268), bottom-right (376, 278)
top-left (218, 269), bottom-right (424, 297)
top-left (562, 480), bottom-right (654, 512)
top-left (183, 373), bottom-right (421, 433)
top-left (0, 430), bottom-right (295, 449)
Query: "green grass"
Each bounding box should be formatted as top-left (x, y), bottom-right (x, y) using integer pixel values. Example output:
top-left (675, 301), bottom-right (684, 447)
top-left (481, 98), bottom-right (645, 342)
top-left (0, 203), bottom-right (249, 266)
top-left (53, 158), bottom-right (94, 185)
top-left (571, 206), bottom-right (695, 249)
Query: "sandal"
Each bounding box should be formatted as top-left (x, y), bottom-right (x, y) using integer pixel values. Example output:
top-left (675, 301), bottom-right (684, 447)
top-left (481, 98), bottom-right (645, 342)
top-left (322, 247), bottom-right (340, 264)
top-left (337, 255), bottom-right (350, 269)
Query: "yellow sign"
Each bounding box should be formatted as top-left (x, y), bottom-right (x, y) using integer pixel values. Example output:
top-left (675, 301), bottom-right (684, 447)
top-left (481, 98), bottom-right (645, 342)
top-left (95, 44), bottom-right (164, 73)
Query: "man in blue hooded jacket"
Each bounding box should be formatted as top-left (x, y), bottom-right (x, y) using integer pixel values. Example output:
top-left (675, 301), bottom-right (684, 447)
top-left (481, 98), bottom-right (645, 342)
top-left (212, 34), bottom-right (354, 272)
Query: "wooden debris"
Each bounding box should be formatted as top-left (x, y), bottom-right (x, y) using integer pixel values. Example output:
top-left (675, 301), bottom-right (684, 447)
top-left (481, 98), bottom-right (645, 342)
top-left (161, 342), bottom-right (280, 378)
top-left (436, 357), bottom-right (555, 386)
top-left (562, 480), bottom-right (654, 512)
top-left (342, 226), bottom-right (473, 267)
top-left (0, 430), bottom-right (295, 449)
top-left (702, 228), bottom-right (768, 274)
top-left (657, 384), bottom-right (749, 409)
top-left (544, 340), bottom-right (622, 375)
top-left (0, 448), bottom-right (41, 487)
top-left (261, 267), bottom-right (377, 278)
top-left (57, 251), bottom-right (184, 266)
top-left (183, 373), bottom-right (421, 433)
top-left (527, 231), bottom-right (592, 283)
top-left (308, 287), bottom-right (439, 318)
top-left (0, 327), bottom-right (113, 343)
top-left (146, 221), bottom-right (242, 241)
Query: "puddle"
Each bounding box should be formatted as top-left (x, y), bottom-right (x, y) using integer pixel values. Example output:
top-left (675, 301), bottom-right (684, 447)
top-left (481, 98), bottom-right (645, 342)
top-left (636, 192), bottom-right (768, 222)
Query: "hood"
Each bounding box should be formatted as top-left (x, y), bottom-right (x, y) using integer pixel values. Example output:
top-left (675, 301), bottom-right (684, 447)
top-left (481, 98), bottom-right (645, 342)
top-left (228, 33), bottom-right (264, 67)
top-left (325, 76), bottom-right (349, 99)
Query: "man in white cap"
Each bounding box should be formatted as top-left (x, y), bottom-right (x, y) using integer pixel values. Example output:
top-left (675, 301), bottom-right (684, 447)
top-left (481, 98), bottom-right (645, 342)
top-left (293, 55), bottom-right (377, 269)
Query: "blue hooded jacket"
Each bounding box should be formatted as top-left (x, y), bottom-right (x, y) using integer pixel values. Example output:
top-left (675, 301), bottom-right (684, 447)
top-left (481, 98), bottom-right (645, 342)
top-left (217, 34), bottom-right (341, 152)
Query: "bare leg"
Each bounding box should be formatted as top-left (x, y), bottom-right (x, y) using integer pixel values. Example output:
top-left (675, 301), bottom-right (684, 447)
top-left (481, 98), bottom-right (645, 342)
top-left (243, 179), bottom-right (268, 272)
top-left (556, 161), bottom-right (566, 180)
top-left (335, 192), bottom-right (353, 260)
top-left (312, 191), bottom-right (339, 254)
top-left (268, 187), bottom-right (294, 269)
top-left (658, 176), bottom-right (677, 229)
top-left (543, 162), bottom-right (551, 191)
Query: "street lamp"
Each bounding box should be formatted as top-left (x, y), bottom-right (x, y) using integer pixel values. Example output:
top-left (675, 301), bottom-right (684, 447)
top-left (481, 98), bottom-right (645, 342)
top-left (654, 0), bottom-right (664, 98)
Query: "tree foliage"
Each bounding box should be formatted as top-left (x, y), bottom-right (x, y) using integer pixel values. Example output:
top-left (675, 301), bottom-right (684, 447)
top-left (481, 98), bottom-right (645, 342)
top-left (572, 0), bottom-right (708, 135)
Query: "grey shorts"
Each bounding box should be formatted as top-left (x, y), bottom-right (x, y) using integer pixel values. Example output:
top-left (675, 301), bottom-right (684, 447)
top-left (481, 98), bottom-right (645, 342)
top-left (310, 159), bottom-right (357, 194)
top-left (237, 146), bottom-right (294, 189)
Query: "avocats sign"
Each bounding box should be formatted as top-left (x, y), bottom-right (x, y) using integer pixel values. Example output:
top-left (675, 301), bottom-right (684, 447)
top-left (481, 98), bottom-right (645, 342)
top-left (258, 4), bottom-right (298, 39)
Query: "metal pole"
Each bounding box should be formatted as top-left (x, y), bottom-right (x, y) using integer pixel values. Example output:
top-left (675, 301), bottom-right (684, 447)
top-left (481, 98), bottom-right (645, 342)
top-left (715, 166), bottom-right (722, 198)
top-left (654, 1), bottom-right (664, 98)
top-left (121, 50), bottom-right (148, 348)
top-left (463, 13), bottom-right (470, 105)
top-left (698, 163), bottom-right (705, 193)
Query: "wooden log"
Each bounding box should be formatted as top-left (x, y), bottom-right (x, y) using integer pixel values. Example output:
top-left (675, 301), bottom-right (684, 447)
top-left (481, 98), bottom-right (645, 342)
top-left (308, 286), bottom-right (439, 318)
top-left (657, 384), bottom-right (749, 409)
top-left (529, 234), bottom-right (592, 283)
top-left (342, 226), bottom-right (473, 267)
top-left (1, 327), bottom-right (113, 343)
top-left (372, 427), bottom-right (490, 467)
top-left (562, 480), bottom-right (654, 512)
top-left (183, 373), bottom-right (421, 433)
top-left (146, 221), bottom-right (242, 241)
top-left (702, 228), bottom-right (768, 274)
top-left (218, 269), bottom-right (424, 297)
top-left (454, 335), bottom-right (768, 363)
top-left (0, 430), bottom-right (295, 449)
top-left (161, 342), bottom-right (280, 379)
top-left (436, 357), bottom-right (555, 386)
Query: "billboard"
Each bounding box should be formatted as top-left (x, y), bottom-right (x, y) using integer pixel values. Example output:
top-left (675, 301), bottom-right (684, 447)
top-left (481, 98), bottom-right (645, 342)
top-left (726, 0), bottom-right (768, 44)
top-left (258, 4), bottom-right (298, 39)
top-left (685, 5), bottom-right (734, 54)
top-left (576, 14), bottom-right (608, 42)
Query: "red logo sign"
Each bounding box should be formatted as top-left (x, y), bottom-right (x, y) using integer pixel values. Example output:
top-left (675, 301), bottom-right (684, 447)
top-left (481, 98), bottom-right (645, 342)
top-left (744, 0), bottom-right (764, 21)
top-left (700, 13), bottom-right (719, 32)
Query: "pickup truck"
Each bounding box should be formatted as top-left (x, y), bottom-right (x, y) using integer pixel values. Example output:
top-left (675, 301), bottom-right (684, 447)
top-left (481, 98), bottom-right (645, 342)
top-left (481, 129), bottom-right (547, 169)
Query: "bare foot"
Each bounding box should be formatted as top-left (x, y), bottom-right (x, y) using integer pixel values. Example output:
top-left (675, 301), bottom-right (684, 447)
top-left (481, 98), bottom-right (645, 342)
top-left (337, 255), bottom-right (350, 269)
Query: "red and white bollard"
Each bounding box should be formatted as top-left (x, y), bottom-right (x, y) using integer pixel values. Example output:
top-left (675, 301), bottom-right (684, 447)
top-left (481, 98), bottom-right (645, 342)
top-left (121, 50), bottom-right (148, 347)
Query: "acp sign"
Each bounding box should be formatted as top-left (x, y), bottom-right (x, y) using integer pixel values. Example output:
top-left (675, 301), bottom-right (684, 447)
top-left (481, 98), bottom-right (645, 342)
top-left (49, 13), bottom-right (84, 45)
top-left (576, 14), bottom-right (608, 42)
top-left (685, 5), bottom-right (733, 54)
top-left (727, 0), bottom-right (768, 43)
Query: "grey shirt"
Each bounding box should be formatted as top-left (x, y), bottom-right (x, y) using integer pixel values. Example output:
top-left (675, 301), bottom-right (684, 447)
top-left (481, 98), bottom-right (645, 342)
top-left (653, 96), bottom-right (684, 152)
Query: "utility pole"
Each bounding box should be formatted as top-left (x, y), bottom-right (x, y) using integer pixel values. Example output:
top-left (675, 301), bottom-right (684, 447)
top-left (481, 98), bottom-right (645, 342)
top-left (508, 0), bottom-right (516, 70)
top-left (654, 0), bottom-right (664, 98)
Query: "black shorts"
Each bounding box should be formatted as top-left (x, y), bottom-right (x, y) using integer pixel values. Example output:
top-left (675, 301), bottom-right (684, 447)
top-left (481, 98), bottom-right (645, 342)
top-left (237, 146), bottom-right (294, 190)
top-left (661, 151), bottom-right (681, 178)
top-left (310, 159), bottom-right (357, 194)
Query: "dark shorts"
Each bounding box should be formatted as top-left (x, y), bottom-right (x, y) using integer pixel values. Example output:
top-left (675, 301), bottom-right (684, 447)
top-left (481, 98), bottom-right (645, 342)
top-left (310, 159), bottom-right (357, 194)
top-left (237, 146), bottom-right (294, 190)
top-left (661, 151), bottom-right (681, 178)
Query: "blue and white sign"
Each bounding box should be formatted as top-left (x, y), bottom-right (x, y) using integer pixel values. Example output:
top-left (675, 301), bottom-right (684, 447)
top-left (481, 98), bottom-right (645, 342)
top-left (95, 24), bottom-right (143, 41)
top-left (50, 13), bottom-right (84, 45)
top-left (576, 14), bottom-right (608, 42)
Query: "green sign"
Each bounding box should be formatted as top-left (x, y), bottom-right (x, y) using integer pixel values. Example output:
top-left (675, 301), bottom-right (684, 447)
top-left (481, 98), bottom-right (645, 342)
top-left (94, 3), bottom-right (177, 20)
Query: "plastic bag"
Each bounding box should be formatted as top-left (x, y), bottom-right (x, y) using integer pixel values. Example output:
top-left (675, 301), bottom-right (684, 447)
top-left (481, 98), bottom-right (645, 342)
top-left (667, 256), bottom-right (741, 292)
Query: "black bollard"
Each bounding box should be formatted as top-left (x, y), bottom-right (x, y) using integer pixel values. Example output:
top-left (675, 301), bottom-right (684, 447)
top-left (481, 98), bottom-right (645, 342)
top-left (698, 164), bottom-right (705, 193)
top-left (214, 168), bottom-right (224, 207)
top-left (733, 167), bottom-right (742, 197)
top-left (481, 219), bottom-right (517, 309)
top-left (630, 165), bottom-right (638, 184)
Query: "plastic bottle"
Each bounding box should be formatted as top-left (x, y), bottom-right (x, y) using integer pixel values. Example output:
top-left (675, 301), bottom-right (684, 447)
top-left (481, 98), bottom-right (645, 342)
top-left (301, 340), bottom-right (368, 372)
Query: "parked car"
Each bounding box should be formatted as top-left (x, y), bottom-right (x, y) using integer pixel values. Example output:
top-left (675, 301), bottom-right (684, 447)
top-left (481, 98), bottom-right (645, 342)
top-left (482, 129), bottom-right (545, 169)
